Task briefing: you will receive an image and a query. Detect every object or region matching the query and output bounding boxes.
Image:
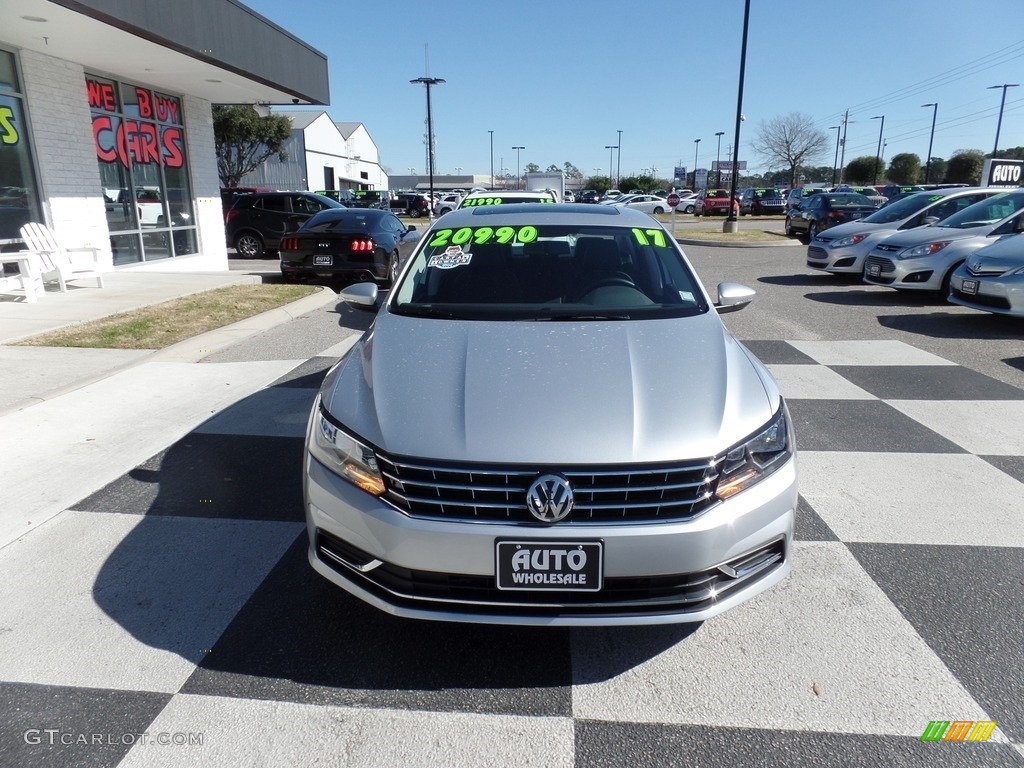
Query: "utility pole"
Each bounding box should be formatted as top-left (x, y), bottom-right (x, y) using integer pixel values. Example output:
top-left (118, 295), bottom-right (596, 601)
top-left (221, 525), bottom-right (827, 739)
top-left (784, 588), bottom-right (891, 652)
top-left (838, 110), bottom-right (849, 185)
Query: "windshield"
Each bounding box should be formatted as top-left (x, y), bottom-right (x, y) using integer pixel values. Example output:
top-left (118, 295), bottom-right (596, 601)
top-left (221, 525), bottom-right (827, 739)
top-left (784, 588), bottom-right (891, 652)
top-left (860, 192), bottom-right (939, 223)
top-left (936, 191), bottom-right (1024, 229)
top-left (391, 222), bottom-right (709, 321)
top-left (822, 194), bottom-right (874, 207)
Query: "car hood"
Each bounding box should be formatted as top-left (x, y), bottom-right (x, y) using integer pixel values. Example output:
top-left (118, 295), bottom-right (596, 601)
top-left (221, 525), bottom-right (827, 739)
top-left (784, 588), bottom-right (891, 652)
top-left (965, 234), bottom-right (1024, 270)
top-left (876, 222), bottom-right (995, 249)
top-left (320, 311), bottom-right (778, 464)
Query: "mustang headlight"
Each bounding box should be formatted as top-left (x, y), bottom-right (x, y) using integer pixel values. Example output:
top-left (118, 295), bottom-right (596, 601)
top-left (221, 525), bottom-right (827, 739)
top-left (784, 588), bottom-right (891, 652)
top-left (309, 406), bottom-right (386, 496)
top-left (716, 405), bottom-right (793, 500)
top-left (898, 241), bottom-right (950, 259)
top-left (830, 233), bottom-right (869, 248)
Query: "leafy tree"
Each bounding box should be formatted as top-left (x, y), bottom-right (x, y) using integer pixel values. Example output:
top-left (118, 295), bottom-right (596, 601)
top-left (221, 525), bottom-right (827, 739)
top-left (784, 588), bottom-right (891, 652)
top-left (996, 146), bottom-right (1024, 161)
top-left (524, 162), bottom-right (541, 174)
top-left (212, 105), bottom-right (292, 188)
top-left (921, 157), bottom-right (946, 184)
top-left (563, 162), bottom-right (583, 180)
top-left (587, 174), bottom-right (613, 192)
top-left (945, 150), bottom-right (986, 185)
top-left (843, 156), bottom-right (880, 185)
top-left (887, 153), bottom-right (921, 185)
top-left (750, 112), bottom-right (829, 188)
top-left (545, 164), bottom-right (561, 173)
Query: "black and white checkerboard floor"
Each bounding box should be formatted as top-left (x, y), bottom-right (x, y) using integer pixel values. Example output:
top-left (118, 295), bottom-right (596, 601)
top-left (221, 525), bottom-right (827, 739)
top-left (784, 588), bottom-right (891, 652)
top-left (1, 339), bottom-right (1022, 767)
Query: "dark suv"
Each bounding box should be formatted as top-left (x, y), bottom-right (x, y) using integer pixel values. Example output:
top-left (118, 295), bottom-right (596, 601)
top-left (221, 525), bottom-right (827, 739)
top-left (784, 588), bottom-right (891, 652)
top-left (225, 192), bottom-right (344, 258)
top-left (389, 192), bottom-right (432, 217)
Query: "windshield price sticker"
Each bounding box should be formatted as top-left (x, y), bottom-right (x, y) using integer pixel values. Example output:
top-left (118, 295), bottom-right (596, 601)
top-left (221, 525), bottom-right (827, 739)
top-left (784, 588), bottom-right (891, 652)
top-left (427, 246), bottom-right (473, 269)
top-left (631, 228), bottom-right (668, 247)
top-left (462, 197), bottom-right (504, 207)
top-left (428, 225), bottom-right (539, 248)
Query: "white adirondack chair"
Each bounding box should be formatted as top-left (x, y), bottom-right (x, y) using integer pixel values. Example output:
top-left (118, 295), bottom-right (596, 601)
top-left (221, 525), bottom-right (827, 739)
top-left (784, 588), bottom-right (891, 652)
top-left (19, 222), bottom-right (106, 291)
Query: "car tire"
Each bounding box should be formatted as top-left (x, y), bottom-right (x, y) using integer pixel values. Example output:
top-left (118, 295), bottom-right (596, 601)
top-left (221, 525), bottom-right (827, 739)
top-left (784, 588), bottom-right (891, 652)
top-left (653, 207), bottom-right (664, 214)
top-left (388, 251), bottom-right (400, 286)
top-left (234, 231), bottom-right (265, 259)
top-left (784, 218), bottom-right (794, 237)
top-left (684, 204), bottom-right (695, 214)
top-left (807, 222), bottom-right (819, 241)
top-left (940, 262), bottom-right (961, 295)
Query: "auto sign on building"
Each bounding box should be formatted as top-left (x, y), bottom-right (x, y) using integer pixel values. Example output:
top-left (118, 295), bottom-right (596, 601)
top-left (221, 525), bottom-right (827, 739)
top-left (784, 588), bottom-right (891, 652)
top-left (982, 158), bottom-right (1023, 188)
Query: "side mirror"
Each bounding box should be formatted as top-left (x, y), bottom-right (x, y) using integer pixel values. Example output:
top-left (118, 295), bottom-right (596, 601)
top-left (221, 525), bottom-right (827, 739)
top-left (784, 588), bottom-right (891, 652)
top-left (339, 282), bottom-right (380, 311)
top-left (715, 282), bottom-right (755, 314)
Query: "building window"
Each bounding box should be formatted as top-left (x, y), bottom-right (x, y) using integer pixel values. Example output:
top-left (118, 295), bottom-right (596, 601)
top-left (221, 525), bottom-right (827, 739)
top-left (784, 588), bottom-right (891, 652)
top-left (0, 48), bottom-right (43, 243)
top-left (87, 74), bottom-right (195, 265)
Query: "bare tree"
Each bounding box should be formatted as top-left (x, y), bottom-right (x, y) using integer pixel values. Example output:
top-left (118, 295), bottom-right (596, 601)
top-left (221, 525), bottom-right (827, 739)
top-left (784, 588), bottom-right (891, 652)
top-left (751, 113), bottom-right (829, 188)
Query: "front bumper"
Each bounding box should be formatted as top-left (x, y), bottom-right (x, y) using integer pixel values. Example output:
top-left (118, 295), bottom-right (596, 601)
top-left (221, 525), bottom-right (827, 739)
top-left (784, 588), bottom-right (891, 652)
top-left (304, 450), bottom-right (796, 627)
top-left (863, 251), bottom-right (947, 290)
top-left (806, 242), bottom-right (871, 273)
top-left (948, 270), bottom-right (1023, 316)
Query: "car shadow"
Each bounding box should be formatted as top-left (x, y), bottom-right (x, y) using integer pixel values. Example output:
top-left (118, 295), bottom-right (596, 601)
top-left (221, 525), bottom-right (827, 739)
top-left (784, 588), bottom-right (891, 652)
top-left (802, 290), bottom-right (947, 308)
top-left (89, 386), bottom-right (704, 705)
top-left (758, 274), bottom-right (857, 287)
top-left (877, 311), bottom-right (1024, 340)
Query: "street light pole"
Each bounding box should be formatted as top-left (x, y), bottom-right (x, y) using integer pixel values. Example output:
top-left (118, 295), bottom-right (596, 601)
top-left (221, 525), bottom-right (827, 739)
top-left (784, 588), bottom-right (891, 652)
top-left (871, 115), bottom-right (885, 185)
top-left (921, 103), bottom-right (938, 183)
top-left (724, 0), bottom-right (750, 231)
top-left (605, 145), bottom-right (618, 188)
top-left (513, 146), bottom-right (525, 189)
top-left (410, 76), bottom-right (445, 209)
top-left (616, 129), bottom-right (623, 187)
top-left (988, 83), bottom-right (1019, 155)
top-left (829, 126), bottom-right (841, 187)
top-left (693, 138), bottom-right (701, 191)
top-left (488, 130), bottom-right (494, 188)
top-left (714, 131), bottom-right (725, 187)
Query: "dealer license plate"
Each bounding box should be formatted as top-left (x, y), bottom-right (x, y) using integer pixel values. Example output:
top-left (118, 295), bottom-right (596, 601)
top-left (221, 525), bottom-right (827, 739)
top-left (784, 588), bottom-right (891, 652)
top-left (961, 279), bottom-right (979, 295)
top-left (867, 263), bottom-right (881, 277)
top-left (314, 255), bottom-right (332, 266)
top-left (495, 540), bottom-right (603, 592)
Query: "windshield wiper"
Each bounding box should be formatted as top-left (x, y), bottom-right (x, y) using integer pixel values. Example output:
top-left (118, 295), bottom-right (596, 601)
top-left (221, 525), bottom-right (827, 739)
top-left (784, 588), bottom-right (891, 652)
top-left (391, 305), bottom-right (467, 320)
top-left (531, 312), bottom-right (632, 321)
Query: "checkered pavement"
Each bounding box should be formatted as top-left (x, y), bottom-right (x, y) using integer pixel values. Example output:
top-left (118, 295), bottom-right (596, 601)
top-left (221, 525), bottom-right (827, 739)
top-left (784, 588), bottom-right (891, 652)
top-left (1, 339), bottom-right (1022, 767)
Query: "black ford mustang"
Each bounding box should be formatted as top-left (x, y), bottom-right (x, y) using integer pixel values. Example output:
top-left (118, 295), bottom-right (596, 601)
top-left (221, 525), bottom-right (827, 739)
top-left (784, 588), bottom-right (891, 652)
top-left (279, 208), bottom-right (422, 285)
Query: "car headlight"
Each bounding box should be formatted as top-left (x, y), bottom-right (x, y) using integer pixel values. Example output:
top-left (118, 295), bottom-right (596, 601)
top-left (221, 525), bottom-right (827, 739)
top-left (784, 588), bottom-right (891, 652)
top-left (309, 406), bottom-right (386, 496)
top-left (715, 405), bottom-right (793, 500)
top-left (897, 241), bottom-right (951, 259)
top-left (830, 233), bottom-right (869, 248)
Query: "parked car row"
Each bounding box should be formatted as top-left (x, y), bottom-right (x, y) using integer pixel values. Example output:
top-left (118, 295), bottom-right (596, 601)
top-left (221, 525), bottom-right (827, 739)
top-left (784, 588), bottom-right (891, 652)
top-left (805, 187), bottom-right (1024, 316)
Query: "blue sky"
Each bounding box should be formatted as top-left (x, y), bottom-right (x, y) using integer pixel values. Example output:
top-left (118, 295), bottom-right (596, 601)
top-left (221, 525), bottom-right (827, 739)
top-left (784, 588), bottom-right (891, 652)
top-left (244, 0), bottom-right (1024, 181)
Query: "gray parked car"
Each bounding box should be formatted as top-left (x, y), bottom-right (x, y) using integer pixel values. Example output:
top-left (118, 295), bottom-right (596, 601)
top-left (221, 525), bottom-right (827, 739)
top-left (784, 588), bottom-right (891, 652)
top-left (863, 190), bottom-right (1024, 293)
top-left (303, 204), bottom-right (797, 626)
top-left (807, 187), bottom-right (1001, 275)
top-left (948, 232), bottom-right (1024, 317)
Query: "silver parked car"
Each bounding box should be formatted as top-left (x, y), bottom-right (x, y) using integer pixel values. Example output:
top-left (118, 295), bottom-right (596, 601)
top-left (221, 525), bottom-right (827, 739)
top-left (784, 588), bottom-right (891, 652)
top-left (948, 233), bottom-right (1024, 317)
top-left (807, 187), bottom-right (1001, 275)
top-left (304, 204), bottom-right (797, 626)
top-left (863, 190), bottom-right (1024, 293)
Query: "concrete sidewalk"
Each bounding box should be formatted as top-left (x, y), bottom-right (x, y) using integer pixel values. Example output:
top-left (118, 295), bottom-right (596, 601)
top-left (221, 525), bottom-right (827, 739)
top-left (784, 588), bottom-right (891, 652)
top-left (0, 270), bottom-right (337, 415)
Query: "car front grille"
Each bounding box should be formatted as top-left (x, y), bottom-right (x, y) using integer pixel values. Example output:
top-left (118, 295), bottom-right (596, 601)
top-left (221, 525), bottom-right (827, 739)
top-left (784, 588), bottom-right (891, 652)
top-left (875, 243), bottom-right (902, 254)
top-left (950, 287), bottom-right (1010, 309)
top-left (375, 454), bottom-right (720, 524)
top-left (865, 256), bottom-right (895, 274)
top-left (315, 529), bottom-right (786, 617)
top-left (807, 246), bottom-right (828, 261)
top-left (967, 263), bottom-right (1008, 276)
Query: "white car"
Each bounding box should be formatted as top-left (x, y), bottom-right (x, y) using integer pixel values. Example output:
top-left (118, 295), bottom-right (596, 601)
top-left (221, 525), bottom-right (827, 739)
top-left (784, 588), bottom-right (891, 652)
top-left (433, 193), bottom-right (463, 216)
top-left (674, 193), bottom-right (699, 214)
top-left (612, 194), bottom-right (670, 215)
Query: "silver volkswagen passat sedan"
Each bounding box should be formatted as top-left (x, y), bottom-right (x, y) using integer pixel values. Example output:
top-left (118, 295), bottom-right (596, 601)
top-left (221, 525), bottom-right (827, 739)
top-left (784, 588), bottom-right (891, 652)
top-left (862, 190), bottom-right (1024, 293)
top-left (948, 232), bottom-right (1024, 317)
top-left (304, 204), bottom-right (797, 626)
top-left (806, 187), bottom-right (1000, 275)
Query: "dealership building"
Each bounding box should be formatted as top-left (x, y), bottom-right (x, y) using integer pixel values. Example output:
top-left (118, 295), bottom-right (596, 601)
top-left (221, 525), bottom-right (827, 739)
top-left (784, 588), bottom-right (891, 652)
top-left (0, 0), bottom-right (328, 272)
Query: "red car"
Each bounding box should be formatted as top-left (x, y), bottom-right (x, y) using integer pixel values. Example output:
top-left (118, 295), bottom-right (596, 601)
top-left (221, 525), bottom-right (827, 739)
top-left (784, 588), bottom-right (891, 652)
top-left (695, 189), bottom-right (739, 216)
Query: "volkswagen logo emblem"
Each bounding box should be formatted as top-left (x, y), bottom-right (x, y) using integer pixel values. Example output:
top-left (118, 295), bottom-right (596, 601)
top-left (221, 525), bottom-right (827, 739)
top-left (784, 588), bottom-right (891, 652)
top-left (526, 474), bottom-right (574, 523)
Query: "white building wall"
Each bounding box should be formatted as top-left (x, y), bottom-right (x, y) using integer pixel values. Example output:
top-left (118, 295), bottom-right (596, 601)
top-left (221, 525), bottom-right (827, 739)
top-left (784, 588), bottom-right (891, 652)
top-left (18, 50), bottom-right (112, 270)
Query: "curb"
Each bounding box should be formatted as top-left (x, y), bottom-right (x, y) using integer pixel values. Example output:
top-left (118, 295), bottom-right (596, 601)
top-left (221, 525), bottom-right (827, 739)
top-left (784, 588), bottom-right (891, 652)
top-left (0, 285), bottom-right (338, 417)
